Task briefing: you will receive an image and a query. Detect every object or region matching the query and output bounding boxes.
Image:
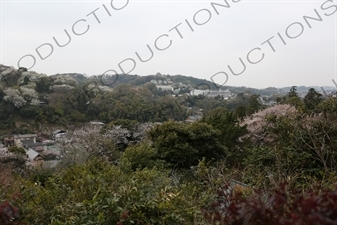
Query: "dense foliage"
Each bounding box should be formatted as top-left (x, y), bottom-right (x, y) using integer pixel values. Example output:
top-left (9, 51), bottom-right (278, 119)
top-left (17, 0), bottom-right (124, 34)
top-left (2, 67), bottom-right (337, 224)
top-left (205, 182), bottom-right (337, 225)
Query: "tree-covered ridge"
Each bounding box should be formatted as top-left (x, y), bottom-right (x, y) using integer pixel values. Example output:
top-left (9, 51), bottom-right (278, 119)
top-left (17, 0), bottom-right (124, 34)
top-left (1, 64), bottom-right (335, 134)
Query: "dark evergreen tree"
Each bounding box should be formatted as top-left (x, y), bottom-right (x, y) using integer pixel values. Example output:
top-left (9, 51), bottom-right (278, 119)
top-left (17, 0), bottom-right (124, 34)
top-left (304, 88), bottom-right (323, 111)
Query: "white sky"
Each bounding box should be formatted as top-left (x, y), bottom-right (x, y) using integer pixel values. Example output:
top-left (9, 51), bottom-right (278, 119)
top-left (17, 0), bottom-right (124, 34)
top-left (0, 0), bottom-right (336, 88)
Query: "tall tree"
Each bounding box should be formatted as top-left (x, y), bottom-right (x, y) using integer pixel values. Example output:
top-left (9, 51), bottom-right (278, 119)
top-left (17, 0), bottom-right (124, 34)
top-left (288, 86), bottom-right (298, 98)
top-left (202, 108), bottom-right (248, 166)
top-left (304, 88), bottom-right (323, 111)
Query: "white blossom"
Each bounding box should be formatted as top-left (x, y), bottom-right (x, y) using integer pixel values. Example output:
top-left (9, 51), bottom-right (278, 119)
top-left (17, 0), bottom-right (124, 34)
top-left (30, 99), bottom-right (41, 106)
top-left (50, 84), bottom-right (75, 91)
top-left (53, 75), bottom-right (78, 87)
top-left (20, 87), bottom-right (38, 101)
top-left (58, 123), bottom-right (154, 164)
top-left (17, 71), bottom-right (47, 84)
top-left (20, 83), bottom-right (36, 89)
top-left (240, 104), bottom-right (297, 144)
top-left (98, 85), bottom-right (113, 92)
top-left (3, 88), bottom-right (27, 108)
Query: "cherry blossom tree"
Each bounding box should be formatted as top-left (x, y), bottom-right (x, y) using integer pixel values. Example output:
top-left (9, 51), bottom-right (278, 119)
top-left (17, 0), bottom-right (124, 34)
top-left (3, 88), bottom-right (27, 108)
top-left (241, 104), bottom-right (297, 144)
top-left (20, 87), bottom-right (38, 101)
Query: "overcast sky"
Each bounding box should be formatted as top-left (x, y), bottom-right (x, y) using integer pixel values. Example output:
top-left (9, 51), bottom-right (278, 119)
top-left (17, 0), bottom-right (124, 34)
top-left (0, 0), bottom-right (336, 88)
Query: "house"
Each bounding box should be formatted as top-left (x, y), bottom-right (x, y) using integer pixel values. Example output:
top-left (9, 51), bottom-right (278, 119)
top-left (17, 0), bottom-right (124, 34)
top-left (14, 134), bottom-right (37, 142)
top-left (90, 121), bottom-right (104, 126)
top-left (22, 141), bottom-right (47, 152)
top-left (13, 134), bottom-right (38, 148)
top-left (54, 133), bottom-right (68, 142)
top-left (156, 85), bottom-right (173, 91)
top-left (89, 121), bottom-right (105, 129)
top-left (37, 133), bottom-right (51, 142)
top-left (3, 135), bottom-right (14, 147)
top-left (190, 89), bottom-right (231, 98)
top-left (52, 130), bottom-right (67, 140)
top-left (26, 149), bottom-right (43, 161)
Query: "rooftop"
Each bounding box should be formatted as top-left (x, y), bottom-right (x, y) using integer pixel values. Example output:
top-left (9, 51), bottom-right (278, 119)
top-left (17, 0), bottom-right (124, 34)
top-left (26, 149), bottom-right (42, 160)
top-left (90, 122), bottom-right (104, 125)
top-left (23, 142), bottom-right (47, 147)
top-left (14, 134), bottom-right (38, 138)
top-left (52, 129), bottom-right (66, 135)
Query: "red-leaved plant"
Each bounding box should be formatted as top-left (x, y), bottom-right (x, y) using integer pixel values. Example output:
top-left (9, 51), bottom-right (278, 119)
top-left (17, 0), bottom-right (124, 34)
top-left (0, 193), bottom-right (21, 225)
top-left (204, 182), bottom-right (337, 225)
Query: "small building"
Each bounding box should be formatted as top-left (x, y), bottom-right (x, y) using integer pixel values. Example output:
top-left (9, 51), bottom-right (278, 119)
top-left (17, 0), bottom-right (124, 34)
top-left (89, 121), bottom-right (105, 129)
top-left (14, 134), bottom-right (37, 142)
top-left (54, 133), bottom-right (68, 142)
top-left (13, 134), bottom-right (38, 148)
top-left (26, 149), bottom-right (43, 161)
top-left (37, 133), bottom-right (49, 142)
top-left (26, 149), bottom-right (43, 168)
top-left (190, 89), bottom-right (232, 98)
top-left (22, 141), bottom-right (47, 152)
top-left (90, 121), bottom-right (104, 126)
top-left (156, 85), bottom-right (173, 92)
top-left (3, 135), bottom-right (15, 147)
top-left (52, 130), bottom-right (67, 140)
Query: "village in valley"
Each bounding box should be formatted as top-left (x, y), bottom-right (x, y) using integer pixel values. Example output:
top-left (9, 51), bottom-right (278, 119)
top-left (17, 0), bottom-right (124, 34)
top-left (0, 122), bottom-right (105, 170)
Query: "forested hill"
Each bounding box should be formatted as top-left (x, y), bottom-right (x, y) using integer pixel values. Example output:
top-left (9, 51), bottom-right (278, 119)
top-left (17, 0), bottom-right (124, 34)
top-left (2, 64), bottom-right (332, 96)
top-left (57, 73), bottom-right (281, 95)
top-left (0, 64), bottom-right (335, 135)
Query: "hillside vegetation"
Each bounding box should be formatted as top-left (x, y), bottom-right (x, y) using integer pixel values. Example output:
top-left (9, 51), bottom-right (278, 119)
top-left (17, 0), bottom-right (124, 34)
top-left (1, 65), bottom-right (337, 224)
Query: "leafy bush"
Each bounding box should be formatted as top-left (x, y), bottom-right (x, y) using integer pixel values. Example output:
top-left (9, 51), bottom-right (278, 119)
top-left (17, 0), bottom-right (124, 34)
top-left (0, 165), bottom-right (21, 224)
top-left (205, 182), bottom-right (337, 225)
top-left (121, 143), bottom-right (167, 170)
top-left (8, 147), bottom-right (26, 156)
top-left (148, 121), bottom-right (226, 168)
top-left (15, 159), bottom-right (209, 225)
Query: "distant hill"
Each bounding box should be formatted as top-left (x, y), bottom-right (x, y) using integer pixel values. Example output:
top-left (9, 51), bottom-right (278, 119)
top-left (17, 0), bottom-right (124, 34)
top-left (57, 73), bottom-right (285, 96)
top-left (1, 64), bottom-right (335, 98)
top-left (1, 64), bottom-right (336, 135)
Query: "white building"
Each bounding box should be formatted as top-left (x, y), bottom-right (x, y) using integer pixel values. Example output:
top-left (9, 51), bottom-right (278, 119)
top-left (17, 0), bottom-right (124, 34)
top-left (190, 89), bottom-right (231, 98)
top-left (156, 85), bottom-right (173, 91)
